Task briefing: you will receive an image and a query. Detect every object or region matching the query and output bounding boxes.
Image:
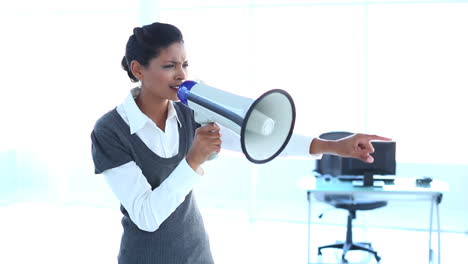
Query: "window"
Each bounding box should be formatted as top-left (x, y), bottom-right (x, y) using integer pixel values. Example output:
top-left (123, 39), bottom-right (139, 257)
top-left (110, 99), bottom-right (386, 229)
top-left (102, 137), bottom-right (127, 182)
top-left (148, 0), bottom-right (468, 164)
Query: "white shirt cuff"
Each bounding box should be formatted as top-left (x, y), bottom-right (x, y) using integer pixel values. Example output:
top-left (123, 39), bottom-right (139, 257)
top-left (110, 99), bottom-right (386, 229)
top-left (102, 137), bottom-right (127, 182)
top-left (160, 158), bottom-right (202, 197)
top-left (281, 133), bottom-right (322, 159)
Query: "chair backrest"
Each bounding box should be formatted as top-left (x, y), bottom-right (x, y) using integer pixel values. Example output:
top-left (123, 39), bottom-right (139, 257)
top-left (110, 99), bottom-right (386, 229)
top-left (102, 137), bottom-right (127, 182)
top-left (319, 131), bottom-right (353, 140)
top-left (316, 132), bottom-right (389, 212)
top-left (315, 131), bottom-right (352, 176)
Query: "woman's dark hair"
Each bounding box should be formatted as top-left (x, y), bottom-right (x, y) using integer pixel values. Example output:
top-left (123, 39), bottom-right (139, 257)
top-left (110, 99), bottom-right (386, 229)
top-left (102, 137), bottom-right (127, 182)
top-left (121, 22), bottom-right (184, 82)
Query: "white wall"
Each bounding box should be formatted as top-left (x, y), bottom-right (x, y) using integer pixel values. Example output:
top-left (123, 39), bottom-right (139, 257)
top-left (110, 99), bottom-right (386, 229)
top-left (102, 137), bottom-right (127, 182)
top-left (1, 0), bottom-right (467, 236)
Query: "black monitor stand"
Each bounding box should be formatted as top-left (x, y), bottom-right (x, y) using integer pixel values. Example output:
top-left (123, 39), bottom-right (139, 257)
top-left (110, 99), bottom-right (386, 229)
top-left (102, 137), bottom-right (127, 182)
top-left (352, 173), bottom-right (385, 187)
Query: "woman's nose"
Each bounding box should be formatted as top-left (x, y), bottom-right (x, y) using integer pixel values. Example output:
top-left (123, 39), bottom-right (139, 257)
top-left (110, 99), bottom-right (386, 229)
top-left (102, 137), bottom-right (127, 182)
top-left (176, 66), bottom-right (187, 80)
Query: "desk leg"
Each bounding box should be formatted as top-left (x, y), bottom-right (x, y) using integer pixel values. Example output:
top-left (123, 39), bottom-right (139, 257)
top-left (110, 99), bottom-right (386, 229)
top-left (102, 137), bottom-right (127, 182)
top-left (436, 196), bottom-right (441, 264)
top-left (307, 191), bottom-right (311, 264)
top-left (429, 194), bottom-right (443, 264)
top-left (429, 197), bottom-right (434, 264)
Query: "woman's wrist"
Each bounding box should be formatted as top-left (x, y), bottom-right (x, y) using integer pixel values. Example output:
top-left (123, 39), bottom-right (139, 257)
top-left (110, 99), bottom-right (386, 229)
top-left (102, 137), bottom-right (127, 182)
top-left (309, 137), bottom-right (337, 155)
top-left (185, 155), bottom-right (200, 172)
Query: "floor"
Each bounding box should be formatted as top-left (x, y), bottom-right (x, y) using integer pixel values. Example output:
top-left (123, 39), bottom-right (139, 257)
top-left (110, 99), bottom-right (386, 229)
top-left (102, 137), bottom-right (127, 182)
top-left (0, 202), bottom-right (466, 264)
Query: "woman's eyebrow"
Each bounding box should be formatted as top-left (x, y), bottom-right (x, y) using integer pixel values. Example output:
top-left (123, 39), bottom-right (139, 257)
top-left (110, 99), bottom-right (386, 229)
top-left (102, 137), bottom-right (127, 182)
top-left (163, 60), bottom-right (186, 64)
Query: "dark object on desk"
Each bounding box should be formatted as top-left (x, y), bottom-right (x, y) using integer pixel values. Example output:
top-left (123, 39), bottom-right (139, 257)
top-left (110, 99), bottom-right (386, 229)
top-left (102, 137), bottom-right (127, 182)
top-left (318, 195), bottom-right (387, 263)
top-left (323, 175), bottom-right (332, 182)
top-left (416, 176), bottom-right (433, 187)
top-left (315, 131), bottom-right (396, 187)
top-left (315, 132), bottom-right (390, 262)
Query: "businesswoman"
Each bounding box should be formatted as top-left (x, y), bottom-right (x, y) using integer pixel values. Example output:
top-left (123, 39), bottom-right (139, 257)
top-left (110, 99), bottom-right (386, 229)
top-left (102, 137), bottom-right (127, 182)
top-left (90, 22), bottom-right (390, 263)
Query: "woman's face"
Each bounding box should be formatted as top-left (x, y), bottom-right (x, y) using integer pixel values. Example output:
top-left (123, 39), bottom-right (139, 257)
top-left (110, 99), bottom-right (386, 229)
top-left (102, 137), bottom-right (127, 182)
top-left (138, 42), bottom-right (188, 102)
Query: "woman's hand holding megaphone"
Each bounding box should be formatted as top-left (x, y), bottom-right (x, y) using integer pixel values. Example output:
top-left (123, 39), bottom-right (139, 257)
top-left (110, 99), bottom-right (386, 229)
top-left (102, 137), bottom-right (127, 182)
top-left (186, 123), bottom-right (222, 173)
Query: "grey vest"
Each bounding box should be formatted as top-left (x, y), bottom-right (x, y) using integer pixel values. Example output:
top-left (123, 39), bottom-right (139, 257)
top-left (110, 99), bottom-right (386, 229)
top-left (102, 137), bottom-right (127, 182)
top-left (91, 102), bottom-right (214, 264)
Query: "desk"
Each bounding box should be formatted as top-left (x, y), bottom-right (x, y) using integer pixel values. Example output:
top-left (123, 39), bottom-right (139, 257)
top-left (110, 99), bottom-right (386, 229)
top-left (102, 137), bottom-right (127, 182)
top-left (298, 176), bottom-right (449, 264)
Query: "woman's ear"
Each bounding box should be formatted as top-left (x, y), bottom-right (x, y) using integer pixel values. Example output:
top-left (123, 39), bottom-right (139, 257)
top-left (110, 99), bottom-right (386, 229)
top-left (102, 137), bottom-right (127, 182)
top-left (130, 60), bottom-right (143, 81)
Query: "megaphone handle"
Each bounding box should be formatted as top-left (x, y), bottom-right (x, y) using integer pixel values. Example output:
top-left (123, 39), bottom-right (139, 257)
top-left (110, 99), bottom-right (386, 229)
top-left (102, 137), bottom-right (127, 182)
top-left (201, 121), bottom-right (219, 161)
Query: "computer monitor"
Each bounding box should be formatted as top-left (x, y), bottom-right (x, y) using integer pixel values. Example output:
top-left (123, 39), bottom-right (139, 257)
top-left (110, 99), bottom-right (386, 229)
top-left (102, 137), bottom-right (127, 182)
top-left (315, 136), bottom-right (396, 187)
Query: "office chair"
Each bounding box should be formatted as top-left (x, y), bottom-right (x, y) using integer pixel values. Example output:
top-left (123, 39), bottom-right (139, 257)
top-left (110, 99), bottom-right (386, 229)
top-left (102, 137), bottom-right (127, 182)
top-left (315, 132), bottom-right (387, 263)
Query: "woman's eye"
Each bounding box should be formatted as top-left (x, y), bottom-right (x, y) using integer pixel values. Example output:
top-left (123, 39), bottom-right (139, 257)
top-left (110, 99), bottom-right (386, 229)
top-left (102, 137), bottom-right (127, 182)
top-left (163, 65), bottom-right (174, 69)
top-left (183, 63), bottom-right (189, 69)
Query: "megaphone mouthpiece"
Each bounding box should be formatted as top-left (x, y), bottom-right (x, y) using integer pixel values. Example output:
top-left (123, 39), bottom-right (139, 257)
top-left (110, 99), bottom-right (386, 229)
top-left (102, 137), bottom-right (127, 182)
top-left (177, 80), bottom-right (196, 105)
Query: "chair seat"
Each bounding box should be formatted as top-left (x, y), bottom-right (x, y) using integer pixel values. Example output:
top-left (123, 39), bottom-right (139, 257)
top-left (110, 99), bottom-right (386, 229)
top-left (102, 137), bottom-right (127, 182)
top-left (332, 200), bottom-right (388, 211)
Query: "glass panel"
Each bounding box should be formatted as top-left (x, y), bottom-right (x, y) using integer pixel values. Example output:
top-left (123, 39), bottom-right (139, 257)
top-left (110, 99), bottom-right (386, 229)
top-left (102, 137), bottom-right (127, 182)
top-left (367, 3), bottom-right (468, 164)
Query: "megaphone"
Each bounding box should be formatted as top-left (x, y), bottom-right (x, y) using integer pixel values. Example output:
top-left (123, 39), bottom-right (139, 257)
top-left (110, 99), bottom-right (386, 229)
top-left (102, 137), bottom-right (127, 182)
top-left (177, 80), bottom-right (296, 164)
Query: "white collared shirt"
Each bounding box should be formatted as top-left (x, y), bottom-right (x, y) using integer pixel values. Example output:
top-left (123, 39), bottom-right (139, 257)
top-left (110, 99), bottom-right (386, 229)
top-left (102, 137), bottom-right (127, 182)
top-left (103, 87), bottom-right (317, 232)
top-left (120, 87), bottom-right (182, 157)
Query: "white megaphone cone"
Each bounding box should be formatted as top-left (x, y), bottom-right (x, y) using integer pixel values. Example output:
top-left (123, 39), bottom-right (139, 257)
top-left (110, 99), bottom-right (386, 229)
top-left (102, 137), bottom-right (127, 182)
top-left (177, 80), bottom-right (296, 164)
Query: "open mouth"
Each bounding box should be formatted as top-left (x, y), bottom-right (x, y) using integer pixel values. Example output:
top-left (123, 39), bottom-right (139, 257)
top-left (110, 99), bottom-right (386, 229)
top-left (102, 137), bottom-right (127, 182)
top-left (170, 85), bottom-right (179, 90)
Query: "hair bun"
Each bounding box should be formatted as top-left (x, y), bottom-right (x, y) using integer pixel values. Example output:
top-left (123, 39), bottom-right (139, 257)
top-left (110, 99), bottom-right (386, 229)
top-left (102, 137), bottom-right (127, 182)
top-left (121, 56), bottom-right (138, 82)
top-left (121, 56), bottom-right (129, 71)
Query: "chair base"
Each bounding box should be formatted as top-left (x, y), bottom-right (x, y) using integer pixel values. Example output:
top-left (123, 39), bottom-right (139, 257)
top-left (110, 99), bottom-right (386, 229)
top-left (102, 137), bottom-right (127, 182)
top-left (318, 241), bottom-right (381, 263)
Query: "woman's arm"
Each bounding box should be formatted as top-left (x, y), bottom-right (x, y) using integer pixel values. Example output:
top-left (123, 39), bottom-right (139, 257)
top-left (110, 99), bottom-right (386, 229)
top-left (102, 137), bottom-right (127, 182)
top-left (103, 160), bottom-right (201, 232)
top-left (309, 134), bottom-right (392, 163)
top-left (220, 123), bottom-right (391, 163)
